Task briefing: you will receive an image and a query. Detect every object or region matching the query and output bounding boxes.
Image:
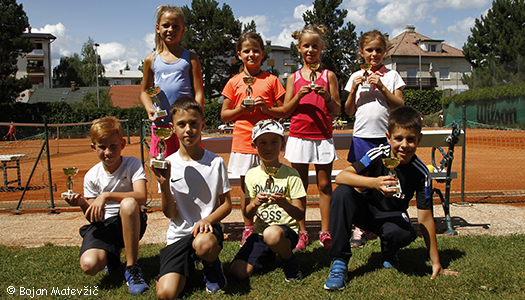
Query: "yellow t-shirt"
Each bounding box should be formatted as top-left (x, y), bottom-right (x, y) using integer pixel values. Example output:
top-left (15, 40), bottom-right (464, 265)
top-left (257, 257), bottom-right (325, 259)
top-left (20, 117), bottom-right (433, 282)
top-left (244, 164), bottom-right (307, 234)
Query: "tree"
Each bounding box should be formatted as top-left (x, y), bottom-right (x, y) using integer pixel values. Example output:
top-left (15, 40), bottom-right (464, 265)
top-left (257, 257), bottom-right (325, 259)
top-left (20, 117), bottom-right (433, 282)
top-left (181, 0), bottom-right (253, 98)
top-left (80, 37), bottom-right (105, 87)
top-left (53, 54), bottom-right (84, 87)
top-left (462, 0), bottom-right (525, 88)
top-left (77, 89), bottom-right (112, 109)
top-left (0, 0), bottom-right (34, 104)
top-left (293, 0), bottom-right (359, 87)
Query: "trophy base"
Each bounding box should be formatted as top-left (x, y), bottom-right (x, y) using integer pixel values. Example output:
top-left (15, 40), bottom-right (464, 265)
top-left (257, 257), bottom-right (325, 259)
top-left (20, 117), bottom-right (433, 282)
top-left (61, 191), bottom-right (75, 199)
top-left (387, 184), bottom-right (401, 194)
top-left (151, 158), bottom-right (169, 169)
top-left (361, 83), bottom-right (371, 91)
top-left (309, 83), bottom-right (317, 88)
top-left (243, 98), bottom-right (254, 106)
top-left (154, 110), bottom-right (168, 118)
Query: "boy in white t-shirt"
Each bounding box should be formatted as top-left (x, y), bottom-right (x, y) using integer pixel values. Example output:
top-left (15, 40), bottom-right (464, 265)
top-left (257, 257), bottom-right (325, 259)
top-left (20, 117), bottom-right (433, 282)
top-left (152, 96), bottom-right (232, 299)
top-left (65, 116), bottom-right (149, 294)
top-left (230, 119), bottom-right (307, 282)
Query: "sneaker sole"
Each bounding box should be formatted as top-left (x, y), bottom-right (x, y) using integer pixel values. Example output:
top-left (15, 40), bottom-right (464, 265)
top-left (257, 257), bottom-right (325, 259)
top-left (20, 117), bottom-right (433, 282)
top-left (284, 272), bottom-right (303, 282)
top-left (324, 284), bottom-right (345, 291)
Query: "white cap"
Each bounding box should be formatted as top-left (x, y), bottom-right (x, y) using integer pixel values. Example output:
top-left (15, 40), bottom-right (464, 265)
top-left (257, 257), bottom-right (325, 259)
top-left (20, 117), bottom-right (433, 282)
top-left (252, 119), bottom-right (284, 141)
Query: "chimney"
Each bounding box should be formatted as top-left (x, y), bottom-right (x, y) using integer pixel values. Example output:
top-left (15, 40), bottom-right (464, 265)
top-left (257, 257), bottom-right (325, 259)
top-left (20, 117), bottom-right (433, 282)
top-left (406, 25), bottom-right (416, 33)
top-left (70, 81), bottom-right (75, 91)
top-left (120, 70), bottom-right (123, 75)
top-left (266, 40), bottom-right (271, 46)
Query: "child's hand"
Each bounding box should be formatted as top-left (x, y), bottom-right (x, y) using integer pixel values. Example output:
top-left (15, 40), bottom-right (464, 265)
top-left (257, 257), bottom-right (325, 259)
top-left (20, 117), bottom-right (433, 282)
top-left (254, 97), bottom-right (268, 113)
top-left (297, 85), bottom-right (313, 99)
top-left (239, 101), bottom-right (256, 114)
top-left (152, 162), bottom-right (171, 186)
top-left (368, 74), bottom-right (384, 90)
top-left (147, 108), bottom-right (165, 123)
top-left (352, 75), bottom-right (366, 90)
top-left (376, 175), bottom-right (398, 197)
top-left (191, 219), bottom-right (213, 237)
top-left (252, 193), bottom-right (270, 207)
top-left (64, 193), bottom-right (84, 207)
top-left (312, 85), bottom-right (331, 102)
top-left (431, 263), bottom-right (459, 279)
top-left (269, 192), bottom-right (286, 206)
top-left (85, 194), bottom-right (106, 223)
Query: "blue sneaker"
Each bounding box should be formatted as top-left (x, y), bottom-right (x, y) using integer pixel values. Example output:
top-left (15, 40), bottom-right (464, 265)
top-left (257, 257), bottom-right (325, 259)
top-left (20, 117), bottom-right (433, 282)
top-left (124, 264), bottom-right (149, 294)
top-left (203, 258), bottom-right (227, 293)
top-left (382, 256), bottom-right (399, 269)
top-left (324, 259), bottom-right (348, 291)
top-left (283, 254), bottom-right (302, 282)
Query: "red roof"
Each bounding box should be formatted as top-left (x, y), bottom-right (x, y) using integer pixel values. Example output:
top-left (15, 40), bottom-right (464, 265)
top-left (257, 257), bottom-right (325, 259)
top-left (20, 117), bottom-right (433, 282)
top-left (387, 31), bottom-right (464, 58)
top-left (109, 85), bottom-right (143, 108)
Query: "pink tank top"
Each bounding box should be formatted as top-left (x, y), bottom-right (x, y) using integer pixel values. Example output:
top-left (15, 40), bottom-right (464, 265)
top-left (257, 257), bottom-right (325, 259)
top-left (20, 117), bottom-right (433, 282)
top-left (289, 69), bottom-right (333, 140)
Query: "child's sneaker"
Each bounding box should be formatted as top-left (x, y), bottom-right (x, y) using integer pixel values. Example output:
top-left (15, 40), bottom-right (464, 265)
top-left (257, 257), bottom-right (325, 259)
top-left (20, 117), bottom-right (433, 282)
top-left (294, 231), bottom-right (309, 250)
top-left (319, 231), bottom-right (332, 250)
top-left (283, 254), bottom-right (302, 282)
top-left (105, 261), bottom-right (123, 275)
top-left (324, 259), bottom-right (348, 291)
top-left (124, 263), bottom-right (149, 294)
top-left (240, 226), bottom-right (253, 247)
top-left (203, 258), bottom-right (227, 293)
top-left (382, 256), bottom-right (399, 269)
top-left (350, 228), bottom-right (366, 248)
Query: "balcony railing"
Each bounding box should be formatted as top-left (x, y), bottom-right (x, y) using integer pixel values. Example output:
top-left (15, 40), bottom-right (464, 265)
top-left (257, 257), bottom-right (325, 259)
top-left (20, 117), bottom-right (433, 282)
top-left (27, 66), bottom-right (45, 74)
top-left (403, 77), bottom-right (438, 88)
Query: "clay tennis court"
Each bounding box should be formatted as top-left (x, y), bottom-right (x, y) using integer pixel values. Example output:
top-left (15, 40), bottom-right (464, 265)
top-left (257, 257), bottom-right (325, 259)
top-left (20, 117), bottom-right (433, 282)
top-left (1, 127), bottom-right (524, 212)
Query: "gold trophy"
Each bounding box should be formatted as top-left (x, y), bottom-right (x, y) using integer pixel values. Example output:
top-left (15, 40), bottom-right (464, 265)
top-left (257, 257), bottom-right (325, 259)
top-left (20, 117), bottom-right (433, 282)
top-left (263, 166), bottom-right (279, 196)
top-left (360, 61), bottom-right (372, 91)
top-left (146, 86), bottom-right (167, 119)
top-left (243, 76), bottom-right (256, 105)
top-left (61, 167), bottom-right (79, 199)
top-left (151, 127), bottom-right (173, 169)
top-left (308, 63), bottom-right (320, 87)
top-left (382, 157), bottom-right (401, 194)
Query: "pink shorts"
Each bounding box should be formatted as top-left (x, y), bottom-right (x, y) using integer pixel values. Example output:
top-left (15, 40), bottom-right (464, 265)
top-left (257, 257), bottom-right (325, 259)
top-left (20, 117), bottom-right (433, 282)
top-left (150, 125), bottom-right (179, 158)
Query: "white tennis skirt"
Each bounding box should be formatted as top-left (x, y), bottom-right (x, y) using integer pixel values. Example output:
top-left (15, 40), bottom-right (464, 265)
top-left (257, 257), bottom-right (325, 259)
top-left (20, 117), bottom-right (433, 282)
top-left (284, 136), bottom-right (338, 164)
top-left (228, 152), bottom-right (261, 176)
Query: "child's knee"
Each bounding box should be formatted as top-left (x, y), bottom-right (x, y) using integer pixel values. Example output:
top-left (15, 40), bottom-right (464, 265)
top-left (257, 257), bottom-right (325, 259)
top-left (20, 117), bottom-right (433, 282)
top-left (263, 226), bottom-right (285, 246)
top-left (193, 233), bottom-right (218, 254)
top-left (119, 197), bottom-right (139, 215)
top-left (230, 260), bottom-right (250, 280)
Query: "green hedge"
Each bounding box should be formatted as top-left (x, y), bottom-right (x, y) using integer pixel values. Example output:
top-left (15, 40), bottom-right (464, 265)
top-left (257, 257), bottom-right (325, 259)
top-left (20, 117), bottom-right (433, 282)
top-left (402, 89), bottom-right (443, 115)
top-left (442, 82), bottom-right (525, 105)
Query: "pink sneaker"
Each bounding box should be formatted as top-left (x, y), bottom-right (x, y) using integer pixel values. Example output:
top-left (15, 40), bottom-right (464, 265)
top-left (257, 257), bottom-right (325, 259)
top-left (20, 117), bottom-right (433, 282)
top-left (295, 231), bottom-right (309, 250)
top-left (319, 231), bottom-right (332, 250)
top-left (240, 227), bottom-right (253, 248)
top-left (350, 228), bottom-right (366, 248)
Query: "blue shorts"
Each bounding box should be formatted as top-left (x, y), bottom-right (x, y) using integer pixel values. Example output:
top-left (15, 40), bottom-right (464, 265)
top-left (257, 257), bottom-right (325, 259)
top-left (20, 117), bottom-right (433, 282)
top-left (233, 225), bottom-right (298, 273)
top-left (347, 136), bottom-right (388, 163)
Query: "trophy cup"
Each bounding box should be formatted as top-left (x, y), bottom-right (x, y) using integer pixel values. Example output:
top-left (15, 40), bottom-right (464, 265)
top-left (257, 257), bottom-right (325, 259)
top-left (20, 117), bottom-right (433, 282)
top-left (146, 86), bottom-right (167, 119)
top-left (308, 63), bottom-right (320, 87)
top-left (263, 167), bottom-right (280, 196)
top-left (243, 76), bottom-right (256, 106)
top-left (61, 167), bottom-right (79, 199)
top-left (151, 127), bottom-right (173, 169)
top-left (382, 157), bottom-right (401, 194)
top-left (360, 61), bottom-right (372, 91)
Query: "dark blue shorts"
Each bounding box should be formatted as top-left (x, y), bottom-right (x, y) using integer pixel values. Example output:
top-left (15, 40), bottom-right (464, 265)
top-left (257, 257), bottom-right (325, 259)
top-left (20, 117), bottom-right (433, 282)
top-left (158, 223), bottom-right (224, 279)
top-left (233, 225), bottom-right (298, 272)
top-left (79, 210), bottom-right (148, 268)
top-left (347, 136), bottom-right (388, 163)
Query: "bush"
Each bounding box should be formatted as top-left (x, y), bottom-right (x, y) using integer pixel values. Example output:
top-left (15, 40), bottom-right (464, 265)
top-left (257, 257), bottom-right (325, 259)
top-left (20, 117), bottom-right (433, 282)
top-left (403, 89), bottom-right (443, 115)
top-left (442, 82), bottom-right (525, 105)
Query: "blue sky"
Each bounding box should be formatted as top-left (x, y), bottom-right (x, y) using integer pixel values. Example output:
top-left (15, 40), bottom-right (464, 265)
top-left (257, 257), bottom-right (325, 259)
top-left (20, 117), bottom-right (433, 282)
top-left (19, 0), bottom-right (492, 72)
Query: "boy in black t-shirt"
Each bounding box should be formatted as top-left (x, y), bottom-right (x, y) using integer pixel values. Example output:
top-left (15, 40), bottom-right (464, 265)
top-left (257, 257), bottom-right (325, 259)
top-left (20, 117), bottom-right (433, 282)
top-left (324, 106), bottom-right (458, 291)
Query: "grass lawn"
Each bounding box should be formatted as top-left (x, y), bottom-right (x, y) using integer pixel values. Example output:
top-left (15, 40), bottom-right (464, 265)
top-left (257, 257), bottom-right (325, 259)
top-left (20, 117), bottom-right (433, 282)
top-left (1, 235), bottom-right (524, 299)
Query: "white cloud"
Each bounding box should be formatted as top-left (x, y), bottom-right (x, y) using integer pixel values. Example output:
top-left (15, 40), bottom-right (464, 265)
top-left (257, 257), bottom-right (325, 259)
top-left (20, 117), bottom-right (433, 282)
top-left (31, 23), bottom-right (81, 62)
top-left (143, 33), bottom-right (155, 53)
top-left (293, 4), bottom-right (313, 20)
top-left (239, 15), bottom-right (270, 34)
top-left (436, 0), bottom-right (491, 10)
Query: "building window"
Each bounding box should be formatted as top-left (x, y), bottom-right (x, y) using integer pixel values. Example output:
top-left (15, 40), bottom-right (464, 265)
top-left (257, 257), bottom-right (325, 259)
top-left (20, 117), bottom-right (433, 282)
top-left (440, 68), bottom-right (449, 80)
top-left (407, 68), bottom-right (417, 78)
top-left (34, 43), bottom-right (43, 50)
top-left (429, 44), bottom-right (437, 52)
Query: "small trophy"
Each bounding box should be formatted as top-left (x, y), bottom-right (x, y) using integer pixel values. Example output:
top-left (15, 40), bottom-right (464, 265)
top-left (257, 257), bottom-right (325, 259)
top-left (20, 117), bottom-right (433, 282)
top-left (151, 127), bottom-right (173, 169)
top-left (264, 167), bottom-right (280, 196)
top-left (382, 157), bottom-right (401, 194)
top-left (146, 86), bottom-right (167, 119)
top-left (360, 62), bottom-right (372, 91)
top-left (243, 76), bottom-right (256, 105)
top-left (62, 167), bottom-right (79, 199)
top-left (308, 63), bottom-right (320, 87)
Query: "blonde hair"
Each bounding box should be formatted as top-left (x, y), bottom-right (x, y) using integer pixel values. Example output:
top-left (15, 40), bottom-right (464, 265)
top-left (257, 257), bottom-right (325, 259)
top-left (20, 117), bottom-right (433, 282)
top-left (358, 29), bottom-right (391, 52)
top-left (154, 6), bottom-right (185, 57)
top-left (291, 24), bottom-right (327, 45)
top-left (90, 116), bottom-right (123, 144)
